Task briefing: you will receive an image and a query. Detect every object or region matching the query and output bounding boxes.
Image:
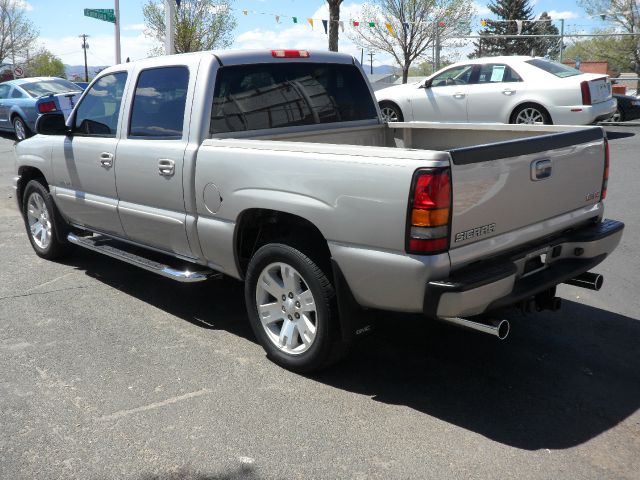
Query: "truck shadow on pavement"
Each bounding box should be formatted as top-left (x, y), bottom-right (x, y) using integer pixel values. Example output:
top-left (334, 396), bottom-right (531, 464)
top-left (66, 249), bottom-right (640, 452)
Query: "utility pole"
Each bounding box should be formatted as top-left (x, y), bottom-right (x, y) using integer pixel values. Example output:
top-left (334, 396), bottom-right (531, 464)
top-left (360, 48), bottom-right (364, 67)
top-left (368, 52), bottom-right (374, 74)
top-left (114, 0), bottom-right (121, 63)
top-left (165, 0), bottom-right (176, 54)
top-left (435, 23), bottom-right (441, 70)
top-left (559, 18), bottom-right (565, 62)
top-left (80, 34), bottom-right (90, 81)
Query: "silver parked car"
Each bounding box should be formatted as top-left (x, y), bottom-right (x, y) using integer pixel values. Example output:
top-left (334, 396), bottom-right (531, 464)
top-left (0, 77), bottom-right (82, 140)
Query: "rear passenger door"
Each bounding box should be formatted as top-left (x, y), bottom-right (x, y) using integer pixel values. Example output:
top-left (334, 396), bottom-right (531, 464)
top-left (114, 65), bottom-right (194, 258)
top-left (466, 63), bottom-right (526, 123)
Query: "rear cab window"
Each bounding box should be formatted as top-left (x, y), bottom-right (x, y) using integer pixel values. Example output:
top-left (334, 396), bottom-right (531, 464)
top-left (210, 62), bottom-right (377, 134)
top-left (525, 59), bottom-right (581, 78)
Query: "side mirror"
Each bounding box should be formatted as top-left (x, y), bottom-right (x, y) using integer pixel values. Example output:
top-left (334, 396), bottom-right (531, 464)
top-left (35, 113), bottom-right (70, 136)
top-left (420, 80), bottom-right (431, 89)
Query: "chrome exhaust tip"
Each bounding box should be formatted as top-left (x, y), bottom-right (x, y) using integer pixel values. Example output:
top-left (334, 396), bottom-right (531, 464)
top-left (564, 272), bottom-right (604, 291)
top-left (439, 317), bottom-right (510, 340)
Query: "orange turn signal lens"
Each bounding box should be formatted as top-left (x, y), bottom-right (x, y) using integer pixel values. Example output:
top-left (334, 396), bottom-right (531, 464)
top-left (411, 208), bottom-right (449, 227)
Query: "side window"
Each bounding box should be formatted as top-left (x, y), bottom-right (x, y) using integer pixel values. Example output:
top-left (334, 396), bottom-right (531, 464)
top-left (129, 66), bottom-right (189, 138)
top-left (11, 88), bottom-right (26, 99)
top-left (431, 65), bottom-right (474, 87)
top-left (73, 72), bottom-right (128, 137)
top-left (0, 84), bottom-right (10, 98)
top-left (476, 64), bottom-right (522, 84)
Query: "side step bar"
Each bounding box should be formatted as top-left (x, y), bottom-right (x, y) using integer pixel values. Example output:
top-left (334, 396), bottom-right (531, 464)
top-left (67, 233), bottom-right (221, 283)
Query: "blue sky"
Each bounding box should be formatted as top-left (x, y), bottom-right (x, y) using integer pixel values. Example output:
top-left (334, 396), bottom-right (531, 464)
top-left (18, 0), bottom-right (604, 67)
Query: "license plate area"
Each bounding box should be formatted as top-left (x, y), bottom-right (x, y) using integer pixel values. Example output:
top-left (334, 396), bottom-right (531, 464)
top-left (520, 248), bottom-right (549, 278)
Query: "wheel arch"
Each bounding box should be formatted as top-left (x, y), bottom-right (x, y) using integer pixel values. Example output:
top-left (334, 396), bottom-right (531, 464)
top-left (16, 166), bottom-right (48, 212)
top-left (378, 99), bottom-right (405, 122)
top-left (509, 101), bottom-right (553, 124)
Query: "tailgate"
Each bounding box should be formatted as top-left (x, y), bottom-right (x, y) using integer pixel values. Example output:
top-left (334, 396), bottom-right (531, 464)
top-left (448, 127), bottom-right (606, 250)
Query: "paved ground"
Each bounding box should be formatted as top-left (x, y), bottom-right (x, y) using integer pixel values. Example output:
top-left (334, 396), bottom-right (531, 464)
top-left (1, 128), bottom-right (639, 480)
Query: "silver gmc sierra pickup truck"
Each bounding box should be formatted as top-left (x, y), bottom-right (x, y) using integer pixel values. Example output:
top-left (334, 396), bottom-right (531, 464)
top-left (13, 50), bottom-right (624, 372)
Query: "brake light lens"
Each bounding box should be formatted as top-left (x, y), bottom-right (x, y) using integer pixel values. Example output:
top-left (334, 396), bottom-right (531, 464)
top-left (406, 168), bottom-right (451, 254)
top-left (601, 137), bottom-right (609, 200)
top-left (38, 101), bottom-right (57, 113)
top-left (580, 80), bottom-right (591, 105)
top-left (271, 49), bottom-right (310, 58)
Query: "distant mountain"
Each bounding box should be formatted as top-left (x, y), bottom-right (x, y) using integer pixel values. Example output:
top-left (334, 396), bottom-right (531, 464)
top-left (64, 64), bottom-right (108, 79)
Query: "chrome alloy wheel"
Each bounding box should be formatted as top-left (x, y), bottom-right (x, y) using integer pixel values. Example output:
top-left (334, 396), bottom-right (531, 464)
top-left (26, 192), bottom-right (52, 250)
top-left (255, 262), bottom-right (318, 355)
top-left (14, 118), bottom-right (27, 141)
top-left (380, 106), bottom-right (400, 122)
top-left (515, 107), bottom-right (545, 124)
top-left (611, 109), bottom-right (622, 122)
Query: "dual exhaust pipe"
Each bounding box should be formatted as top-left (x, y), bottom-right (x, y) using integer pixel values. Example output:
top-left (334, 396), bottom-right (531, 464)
top-left (438, 272), bottom-right (603, 341)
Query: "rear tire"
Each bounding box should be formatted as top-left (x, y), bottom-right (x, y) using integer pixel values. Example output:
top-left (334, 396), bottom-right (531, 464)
top-left (13, 116), bottom-right (31, 141)
top-left (22, 180), bottom-right (74, 260)
top-left (611, 108), bottom-right (624, 122)
top-left (379, 102), bottom-right (404, 122)
top-left (510, 104), bottom-right (552, 125)
top-left (245, 243), bottom-right (350, 372)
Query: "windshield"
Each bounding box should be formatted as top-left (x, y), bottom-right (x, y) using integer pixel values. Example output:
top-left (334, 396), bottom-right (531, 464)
top-left (20, 79), bottom-right (82, 97)
top-left (525, 59), bottom-right (581, 78)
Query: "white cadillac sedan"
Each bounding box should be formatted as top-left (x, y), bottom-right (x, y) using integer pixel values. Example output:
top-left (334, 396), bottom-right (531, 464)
top-left (375, 56), bottom-right (617, 125)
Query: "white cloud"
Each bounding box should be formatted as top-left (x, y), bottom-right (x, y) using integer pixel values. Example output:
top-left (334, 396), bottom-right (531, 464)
top-left (472, 1), bottom-right (491, 16)
top-left (545, 10), bottom-right (579, 20)
top-left (123, 23), bottom-right (146, 31)
top-left (39, 33), bottom-right (156, 66)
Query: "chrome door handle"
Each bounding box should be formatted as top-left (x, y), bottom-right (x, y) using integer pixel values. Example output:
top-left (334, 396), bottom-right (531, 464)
top-left (158, 159), bottom-right (175, 176)
top-left (502, 89), bottom-right (515, 96)
top-left (100, 152), bottom-right (113, 168)
top-left (453, 92), bottom-right (465, 99)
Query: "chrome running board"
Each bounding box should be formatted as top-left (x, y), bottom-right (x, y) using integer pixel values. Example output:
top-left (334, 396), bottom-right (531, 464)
top-left (67, 233), bottom-right (221, 283)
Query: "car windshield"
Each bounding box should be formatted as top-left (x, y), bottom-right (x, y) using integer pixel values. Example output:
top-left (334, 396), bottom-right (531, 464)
top-left (20, 79), bottom-right (82, 97)
top-left (525, 59), bottom-right (581, 78)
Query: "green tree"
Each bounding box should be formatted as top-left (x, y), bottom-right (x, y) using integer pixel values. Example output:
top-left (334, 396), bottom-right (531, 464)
top-left (563, 34), bottom-right (636, 74)
top-left (26, 50), bottom-right (65, 78)
top-left (472, 0), bottom-right (560, 57)
top-left (578, 0), bottom-right (640, 87)
top-left (142, 0), bottom-right (236, 55)
top-left (348, 0), bottom-right (474, 83)
top-left (0, 0), bottom-right (39, 65)
top-left (327, 0), bottom-right (344, 52)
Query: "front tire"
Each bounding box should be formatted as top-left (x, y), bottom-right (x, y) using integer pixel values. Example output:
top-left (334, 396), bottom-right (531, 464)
top-left (245, 243), bottom-right (348, 372)
top-left (379, 102), bottom-right (404, 122)
top-left (22, 180), bottom-right (73, 260)
top-left (13, 116), bottom-right (31, 141)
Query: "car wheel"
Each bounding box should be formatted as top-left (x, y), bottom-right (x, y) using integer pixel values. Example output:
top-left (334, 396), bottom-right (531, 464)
top-left (511, 104), bottom-right (551, 125)
top-left (245, 243), bottom-right (349, 372)
top-left (379, 102), bottom-right (404, 122)
top-left (22, 180), bottom-right (74, 260)
top-left (611, 108), bottom-right (623, 122)
top-left (13, 116), bottom-right (31, 141)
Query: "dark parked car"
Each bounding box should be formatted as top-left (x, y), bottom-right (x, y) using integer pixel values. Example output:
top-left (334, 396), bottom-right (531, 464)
top-left (611, 93), bottom-right (640, 122)
top-left (0, 77), bottom-right (82, 140)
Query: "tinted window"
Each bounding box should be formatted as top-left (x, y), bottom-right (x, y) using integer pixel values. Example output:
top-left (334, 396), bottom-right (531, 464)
top-left (476, 64), bottom-right (522, 83)
top-left (74, 72), bottom-right (128, 136)
top-left (11, 88), bottom-right (27, 98)
top-left (526, 59), bottom-right (581, 78)
top-left (20, 79), bottom-right (81, 96)
top-left (431, 65), bottom-right (475, 87)
top-left (0, 84), bottom-right (10, 98)
top-left (211, 62), bottom-right (377, 134)
top-left (129, 66), bottom-right (189, 138)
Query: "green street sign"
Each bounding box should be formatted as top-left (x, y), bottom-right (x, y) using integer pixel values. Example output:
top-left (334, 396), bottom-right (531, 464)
top-left (84, 8), bottom-right (116, 24)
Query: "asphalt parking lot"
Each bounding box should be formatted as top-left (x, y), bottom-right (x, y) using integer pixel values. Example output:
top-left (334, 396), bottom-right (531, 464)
top-left (1, 127), bottom-right (639, 480)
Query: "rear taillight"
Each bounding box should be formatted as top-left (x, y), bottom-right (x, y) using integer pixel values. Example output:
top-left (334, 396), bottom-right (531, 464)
top-left (580, 81), bottom-right (592, 105)
top-left (406, 168), bottom-right (451, 254)
top-left (38, 101), bottom-right (57, 113)
top-left (601, 137), bottom-right (609, 200)
top-left (271, 49), bottom-right (310, 58)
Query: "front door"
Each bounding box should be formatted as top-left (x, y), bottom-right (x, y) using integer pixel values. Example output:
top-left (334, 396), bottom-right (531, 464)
top-left (50, 72), bottom-right (129, 236)
top-left (411, 64), bottom-right (476, 122)
top-left (114, 65), bottom-right (193, 257)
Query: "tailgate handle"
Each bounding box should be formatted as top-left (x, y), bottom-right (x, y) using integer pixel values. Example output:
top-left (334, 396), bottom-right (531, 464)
top-left (531, 159), bottom-right (552, 181)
